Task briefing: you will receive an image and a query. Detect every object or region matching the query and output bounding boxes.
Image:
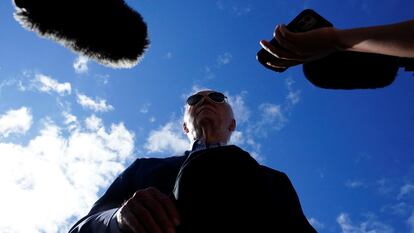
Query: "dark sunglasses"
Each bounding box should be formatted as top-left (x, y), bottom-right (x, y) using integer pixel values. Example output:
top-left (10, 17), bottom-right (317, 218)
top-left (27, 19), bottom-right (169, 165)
top-left (186, 92), bottom-right (227, 106)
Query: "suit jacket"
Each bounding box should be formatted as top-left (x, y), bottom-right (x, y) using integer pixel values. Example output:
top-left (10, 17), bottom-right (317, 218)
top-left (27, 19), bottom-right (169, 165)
top-left (69, 145), bottom-right (316, 233)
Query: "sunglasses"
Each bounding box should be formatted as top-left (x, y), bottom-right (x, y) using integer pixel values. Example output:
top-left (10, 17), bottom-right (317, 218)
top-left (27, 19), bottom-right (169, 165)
top-left (186, 92), bottom-right (227, 106)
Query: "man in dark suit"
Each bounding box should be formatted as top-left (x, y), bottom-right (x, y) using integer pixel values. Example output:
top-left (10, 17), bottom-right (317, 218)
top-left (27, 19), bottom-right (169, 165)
top-left (69, 90), bottom-right (316, 233)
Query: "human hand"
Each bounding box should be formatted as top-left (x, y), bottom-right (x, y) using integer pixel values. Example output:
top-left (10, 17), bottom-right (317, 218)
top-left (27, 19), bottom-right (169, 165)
top-left (260, 24), bottom-right (341, 69)
top-left (116, 187), bottom-right (181, 233)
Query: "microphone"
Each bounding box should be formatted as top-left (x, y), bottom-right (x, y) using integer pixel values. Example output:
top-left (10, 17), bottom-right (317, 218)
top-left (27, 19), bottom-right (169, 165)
top-left (13, 0), bottom-right (149, 68)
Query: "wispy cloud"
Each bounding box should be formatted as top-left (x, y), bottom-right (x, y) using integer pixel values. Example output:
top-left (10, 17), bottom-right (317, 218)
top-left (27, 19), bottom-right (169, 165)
top-left (84, 114), bottom-right (103, 131)
top-left (408, 211), bottom-right (414, 233)
top-left (164, 52), bottom-right (173, 59)
top-left (228, 130), bottom-right (263, 161)
top-left (144, 121), bottom-right (190, 155)
top-left (76, 93), bottom-right (114, 112)
top-left (217, 52), bottom-right (232, 66)
top-left (33, 74), bottom-right (71, 96)
top-left (248, 77), bottom-right (300, 138)
top-left (381, 202), bottom-right (411, 216)
top-left (62, 111), bottom-right (79, 132)
top-left (203, 52), bottom-right (233, 79)
top-left (231, 5), bottom-right (252, 16)
top-left (73, 56), bottom-right (89, 74)
top-left (0, 115), bottom-right (134, 233)
top-left (346, 180), bottom-right (366, 189)
top-left (250, 103), bottom-right (286, 137)
top-left (229, 130), bottom-right (244, 145)
top-left (398, 184), bottom-right (414, 200)
top-left (140, 103), bottom-right (151, 114)
top-left (0, 79), bottom-right (18, 93)
top-left (216, 1), bottom-right (225, 10)
top-left (308, 217), bottom-right (325, 230)
top-left (260, 103), bottom-right (285, 124)
top-left (0, 107), bottom-right (32, 138)
top-left (226, 92), bottom-right (250, 124)
top-left (337, 213), bottom-right (394, 233)
top-left (285, 77), bottom-right (301, 108)
top-left (216, 1), bottom-right (252, 16)
top-left (377, 178), bottom-right (396, 195)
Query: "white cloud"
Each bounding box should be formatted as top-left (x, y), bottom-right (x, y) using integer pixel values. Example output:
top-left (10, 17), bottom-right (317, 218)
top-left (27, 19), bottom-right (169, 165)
top-left (309, 217), bottom-right (325, 230)
top-left (76, 93), bottom-right (114, 112)
top-left (285, 77), bottom-right (301, 107)
top-left (144, 121), bottom-right (190, 155)
top-left (377, 178), bottom-right (395, 195)
top-left (62, 112), bottom-right (79, 132)
top-left (0, 107), bottom-right (32, 137)
top-left (0, 79), bottom-right (18, 92)
top-left (140, 103), bottom-right (151, 114)
top-left (164, 52), bottom-right (173, 59)
top-left (242, 79), bottom-right (298, 138)
top-left (216, 1), bottom-right (224, 10)
top-left (381, 202), bottom-right (411, 216)
top-left (215, 1), bottom-right (251, 16)
top-left (204, 66), bottom-right (216, 79)
top-left (286, 89), bottom-right (301, 106)
top-left (398, 184), bottom-right (414, 200)
top-left (346, 180), bottom-right (365, 188)
top-left (85, 114), bottom-right (103, 131)
top-left (408, 211), bottom-right (414, 233)
top-left (33, 74), bottom-right (71, 96)
top-left (73, 56), bottom-right (89, 74)
top-left (261, 103), bottom-right (283, 119)
top-left (231, 6), bottom-right (252, 16)
top-left (252, 103), bottom-right (286, 136)
top-left (217, 52), bottom-right (232, 65)
top-left (337, 213), bottom-right (394, 233)
top-left (226, 92), bottom-right (250, 124)
top-left (0, 116), bottom-right (134, 233)
top-left (229, 130), bottom-right (244, 145)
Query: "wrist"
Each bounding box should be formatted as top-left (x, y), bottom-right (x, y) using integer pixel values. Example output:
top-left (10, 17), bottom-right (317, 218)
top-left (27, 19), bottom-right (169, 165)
top-left (109, 208), bottom-right (127, 233)
top-left (115, 208), bottom-right (130, 233)
top-left (332, 27), bottom-right (347, 51)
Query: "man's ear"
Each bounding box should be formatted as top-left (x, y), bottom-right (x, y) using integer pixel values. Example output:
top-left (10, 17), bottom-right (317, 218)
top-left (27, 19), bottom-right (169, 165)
top-left (228, 119), bottom-right (236, 132)
top-left (183, 122), bottom-right (189, 134)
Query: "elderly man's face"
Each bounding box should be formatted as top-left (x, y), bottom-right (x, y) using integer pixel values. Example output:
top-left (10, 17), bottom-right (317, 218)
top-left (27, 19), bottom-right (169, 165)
top-left (183, 90), bottom-right (236, 142)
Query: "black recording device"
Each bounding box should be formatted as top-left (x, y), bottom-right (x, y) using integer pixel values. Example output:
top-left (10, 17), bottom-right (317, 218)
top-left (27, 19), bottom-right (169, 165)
top-left (257, 9), bottom-right (333, 72)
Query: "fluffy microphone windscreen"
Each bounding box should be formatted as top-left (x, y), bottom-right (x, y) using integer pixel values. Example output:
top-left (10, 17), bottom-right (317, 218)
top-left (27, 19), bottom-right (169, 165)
top-left (13, 0), bottom-right (149, 68)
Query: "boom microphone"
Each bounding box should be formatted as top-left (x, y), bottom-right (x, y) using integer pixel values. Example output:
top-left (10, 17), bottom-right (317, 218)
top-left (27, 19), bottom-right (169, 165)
top-left (13, 0), bottom-right (149, 68)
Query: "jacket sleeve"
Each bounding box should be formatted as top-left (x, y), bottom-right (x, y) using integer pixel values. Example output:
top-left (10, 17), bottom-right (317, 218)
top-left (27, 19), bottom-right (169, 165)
top-left (263, 167), bottom-right (317, 233)
top-left (281, 172), bottom-right (317, 232)
top-left (68, 159), bottom-right (142, 233)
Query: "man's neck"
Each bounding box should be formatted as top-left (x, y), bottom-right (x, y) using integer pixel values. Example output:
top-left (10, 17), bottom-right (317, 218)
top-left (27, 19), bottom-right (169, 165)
top-left (197, 126), bottom-right (227, 145)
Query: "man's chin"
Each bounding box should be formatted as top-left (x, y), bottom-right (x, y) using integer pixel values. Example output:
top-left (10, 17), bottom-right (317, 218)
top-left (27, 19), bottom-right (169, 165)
top-left (196, 117), bottom-right (216, 129)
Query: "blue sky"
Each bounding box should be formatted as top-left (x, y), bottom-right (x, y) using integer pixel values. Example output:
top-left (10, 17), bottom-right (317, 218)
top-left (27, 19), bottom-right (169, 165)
top-left (1, 0), bottom-right (414, 232)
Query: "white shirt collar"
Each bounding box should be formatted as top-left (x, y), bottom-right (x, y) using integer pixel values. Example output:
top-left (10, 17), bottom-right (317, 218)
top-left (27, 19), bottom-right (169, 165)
top-left (190, 139), bottom-right (225, 154)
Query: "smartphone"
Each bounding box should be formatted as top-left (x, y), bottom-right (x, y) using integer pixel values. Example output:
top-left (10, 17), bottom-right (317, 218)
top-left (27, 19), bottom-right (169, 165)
top-left (257, 9), bottom-right (333, 72)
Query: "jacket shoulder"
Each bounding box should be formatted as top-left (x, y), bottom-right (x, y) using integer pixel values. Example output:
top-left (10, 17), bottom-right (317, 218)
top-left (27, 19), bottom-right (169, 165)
top-left (259, 164), bottom-right (287, 177)
top-left (128, 152), bottom-right (189, 169)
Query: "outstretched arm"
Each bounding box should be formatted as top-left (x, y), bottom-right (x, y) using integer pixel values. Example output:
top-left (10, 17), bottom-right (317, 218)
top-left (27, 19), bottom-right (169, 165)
top-left (68, 159), bottom-right (181, 233)
top-left (260, 19), bottom-right (414, 69)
